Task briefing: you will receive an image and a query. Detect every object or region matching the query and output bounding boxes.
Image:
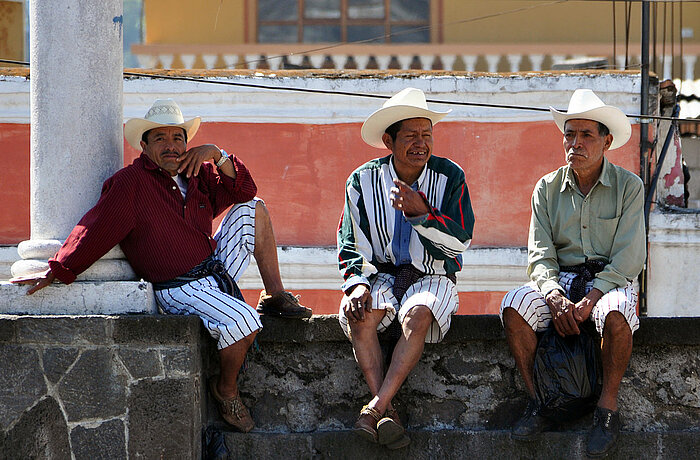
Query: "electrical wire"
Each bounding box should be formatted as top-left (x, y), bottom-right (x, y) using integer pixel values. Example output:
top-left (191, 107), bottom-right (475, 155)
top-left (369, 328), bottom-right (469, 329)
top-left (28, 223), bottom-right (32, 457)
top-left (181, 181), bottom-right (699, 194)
top-left (0, 57), bottom-right (696, 123)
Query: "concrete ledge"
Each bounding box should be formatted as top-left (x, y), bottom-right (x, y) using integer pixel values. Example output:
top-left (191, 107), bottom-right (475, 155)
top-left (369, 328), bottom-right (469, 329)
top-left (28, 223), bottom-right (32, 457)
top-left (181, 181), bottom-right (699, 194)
top-left (222, 430), bottom-right (700, 459)
top-left (0, 281), bottom-right (157, 314)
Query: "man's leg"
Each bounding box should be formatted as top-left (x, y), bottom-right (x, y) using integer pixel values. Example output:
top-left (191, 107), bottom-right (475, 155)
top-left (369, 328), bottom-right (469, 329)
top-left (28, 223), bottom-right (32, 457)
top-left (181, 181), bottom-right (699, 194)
top-left (502, 307), bottom-right (538, 399)
top-left (499, 284), bottom-right (554, 440)
top-left (218, 330), bottom-right (258, 399)
top-left (369, 305), bottom-right (432, 414)
top-left (252, 200), bottom-right (284, 295)
top-left (598, 311), bottom-right (633, 411)
top-left (586, 286), bottom-right (638, 458)
top-left (348, 310), bottom-right (388, 401)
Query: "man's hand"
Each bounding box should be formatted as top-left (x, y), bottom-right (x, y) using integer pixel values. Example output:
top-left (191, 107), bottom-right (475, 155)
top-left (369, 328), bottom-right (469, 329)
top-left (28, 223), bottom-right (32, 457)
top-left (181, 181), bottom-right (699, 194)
top-left (574, 288), bottom-right (603, 324)
top-left (341, 284), bottom-right (372, 322)
top-left (9, 269), bottom-right (55, 295)
top-left (390, 179), bottom-right (429, 217)
top-left (177, 144), bottom-right (224, 178)
top-left (546, 290), bottom-right (579, 337)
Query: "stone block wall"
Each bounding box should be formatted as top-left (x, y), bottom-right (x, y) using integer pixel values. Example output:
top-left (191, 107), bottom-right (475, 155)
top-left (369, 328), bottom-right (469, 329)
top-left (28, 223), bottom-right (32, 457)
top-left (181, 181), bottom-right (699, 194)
top-left (2, 314), bottom-right (700, 459)
top-left (0, 315), bottom-right (209, 459)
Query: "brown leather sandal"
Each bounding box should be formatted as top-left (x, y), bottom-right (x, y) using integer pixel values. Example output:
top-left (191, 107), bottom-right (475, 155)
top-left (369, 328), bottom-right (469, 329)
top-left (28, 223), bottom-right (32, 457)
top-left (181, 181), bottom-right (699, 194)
top-left (378, 408), bottom-right (410, 449)
top-left (353, 405), bottom-right (382, 443)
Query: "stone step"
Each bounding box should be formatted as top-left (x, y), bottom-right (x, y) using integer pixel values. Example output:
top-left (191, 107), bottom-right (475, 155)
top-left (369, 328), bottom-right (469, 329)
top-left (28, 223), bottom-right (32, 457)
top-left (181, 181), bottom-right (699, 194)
top-left (218, 429), bottom-right (700, 459)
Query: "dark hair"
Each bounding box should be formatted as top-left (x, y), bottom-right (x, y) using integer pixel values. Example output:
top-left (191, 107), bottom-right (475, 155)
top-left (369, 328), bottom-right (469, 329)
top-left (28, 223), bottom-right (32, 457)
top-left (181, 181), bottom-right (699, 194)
top-left (141, 127), bottom-right (188, 145)
top-left (597, 122), bottom-right (610, 137)
top-left (384, 117), bottom-right (433, 141)
top-left (384, 120), bottom-right (404, 142)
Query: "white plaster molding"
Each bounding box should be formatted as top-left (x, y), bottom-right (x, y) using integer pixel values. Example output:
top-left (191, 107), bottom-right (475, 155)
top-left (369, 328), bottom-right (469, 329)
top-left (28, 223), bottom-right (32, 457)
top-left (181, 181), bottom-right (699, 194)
top-left (237, 246), bottom-right (528, 292)
top-left (308, 55), bottom-right (325, 69)
top-left (682, 55), bottom-right (697, 80)
top-left (2, 73), bottom-right (645, 125)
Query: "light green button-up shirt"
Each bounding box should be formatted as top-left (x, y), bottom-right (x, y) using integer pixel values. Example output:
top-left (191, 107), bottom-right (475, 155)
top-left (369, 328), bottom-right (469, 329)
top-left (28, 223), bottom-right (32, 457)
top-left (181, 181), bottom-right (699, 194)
top-left (527, 157), bottom-right (646, 296)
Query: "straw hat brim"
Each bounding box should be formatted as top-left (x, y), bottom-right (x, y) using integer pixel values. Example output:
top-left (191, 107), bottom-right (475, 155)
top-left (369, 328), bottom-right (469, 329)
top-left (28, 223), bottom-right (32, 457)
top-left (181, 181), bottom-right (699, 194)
top-left (549, 106), bottom-right (631, 150)
top-left (124, 117), bottom-right (201, 152)
top-left (361, 105), bottom-right (450, 149)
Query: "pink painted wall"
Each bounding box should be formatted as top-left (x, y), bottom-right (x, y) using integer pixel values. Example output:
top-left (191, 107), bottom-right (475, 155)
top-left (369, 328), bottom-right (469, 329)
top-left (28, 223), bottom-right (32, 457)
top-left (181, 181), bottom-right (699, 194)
top-left (1, 120), bottom-right (641, 315)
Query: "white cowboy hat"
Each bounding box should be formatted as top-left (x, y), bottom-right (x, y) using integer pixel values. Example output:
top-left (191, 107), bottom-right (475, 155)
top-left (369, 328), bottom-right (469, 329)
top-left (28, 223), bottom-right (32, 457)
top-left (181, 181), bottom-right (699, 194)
top-left (361, 87), bottom-right (451, 149)
top-left (124, 99), bottom-right (201, 152)
top-left (549, 89), bottom-right (631, 150)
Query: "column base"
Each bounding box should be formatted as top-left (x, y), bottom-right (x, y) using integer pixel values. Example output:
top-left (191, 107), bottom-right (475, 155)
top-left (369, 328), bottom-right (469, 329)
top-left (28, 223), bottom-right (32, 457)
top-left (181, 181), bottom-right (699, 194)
top-left (0, 281), bottom-right (157, 315)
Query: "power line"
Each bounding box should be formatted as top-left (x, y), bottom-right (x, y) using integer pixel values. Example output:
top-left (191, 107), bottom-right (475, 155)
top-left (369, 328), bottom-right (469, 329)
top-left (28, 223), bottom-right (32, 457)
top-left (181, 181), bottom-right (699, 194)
top-left (0, 57), bottom-right (695, 123)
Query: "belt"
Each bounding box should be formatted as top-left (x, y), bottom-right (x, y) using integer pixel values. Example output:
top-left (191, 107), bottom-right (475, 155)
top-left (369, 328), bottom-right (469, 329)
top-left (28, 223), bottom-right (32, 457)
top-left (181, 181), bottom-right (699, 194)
top-left (153, 255), bottom-right (243, 301)
top-left (560, 260), bottom-right (607, 303)
top-left (376, 262), bottom-right (456, 303)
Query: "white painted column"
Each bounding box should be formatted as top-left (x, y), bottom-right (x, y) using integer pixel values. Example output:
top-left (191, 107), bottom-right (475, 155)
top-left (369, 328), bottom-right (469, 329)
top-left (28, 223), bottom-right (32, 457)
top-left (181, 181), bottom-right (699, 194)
top-left (5, 0), bottom-right (153, 314)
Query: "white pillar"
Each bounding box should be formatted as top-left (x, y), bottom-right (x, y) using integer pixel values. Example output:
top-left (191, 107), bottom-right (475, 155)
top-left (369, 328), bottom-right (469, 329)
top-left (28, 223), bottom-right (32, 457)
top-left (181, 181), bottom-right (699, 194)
top-left (441, 55), bottom-right (457, 71)
top-left (7, 0), bottom-right (153, 314)
top-left (682, 55), bottom-right (697, 81)
top-left (461, 55), bottom-right (478, 72)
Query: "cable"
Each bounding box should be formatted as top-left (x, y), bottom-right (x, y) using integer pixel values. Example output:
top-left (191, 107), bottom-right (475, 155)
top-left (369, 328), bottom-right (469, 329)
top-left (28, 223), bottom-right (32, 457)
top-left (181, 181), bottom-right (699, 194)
top-left (0, 57), bottom-right (696, 123)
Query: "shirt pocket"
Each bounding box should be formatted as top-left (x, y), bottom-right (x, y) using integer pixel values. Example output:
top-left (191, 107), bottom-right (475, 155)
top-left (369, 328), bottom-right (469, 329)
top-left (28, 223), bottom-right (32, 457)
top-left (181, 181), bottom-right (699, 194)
top-left (591, 215), bottom-right (620, 257)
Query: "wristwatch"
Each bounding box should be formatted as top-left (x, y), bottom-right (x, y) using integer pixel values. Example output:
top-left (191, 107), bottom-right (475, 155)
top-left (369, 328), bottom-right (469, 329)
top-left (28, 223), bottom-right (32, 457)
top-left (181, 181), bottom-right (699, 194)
top-left (215, 149), bottom-right (230, 168)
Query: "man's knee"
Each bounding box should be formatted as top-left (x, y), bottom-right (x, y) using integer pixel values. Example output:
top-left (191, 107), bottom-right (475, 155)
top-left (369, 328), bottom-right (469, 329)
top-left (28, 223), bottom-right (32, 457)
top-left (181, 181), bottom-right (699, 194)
top-left (402, 305), bottom-right (433, 335)
top-left (602, 311), bottom-right (631, 337)
top-left (502, 306), bottom-right (525, 331)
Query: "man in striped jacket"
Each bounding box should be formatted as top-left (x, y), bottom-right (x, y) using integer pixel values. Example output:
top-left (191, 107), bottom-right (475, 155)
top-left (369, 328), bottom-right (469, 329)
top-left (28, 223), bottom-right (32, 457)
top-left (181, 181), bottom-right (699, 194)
top-left (338, 88), bottom-right (475, 449)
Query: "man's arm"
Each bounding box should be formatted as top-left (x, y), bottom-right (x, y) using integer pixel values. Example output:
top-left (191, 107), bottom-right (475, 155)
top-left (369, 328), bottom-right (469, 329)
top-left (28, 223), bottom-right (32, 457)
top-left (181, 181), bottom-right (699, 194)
top-left (10, 174), bottom-right (136, 293)
top-left (187, 145), bottom-right (257, 216)
top-left (392, 170), bottom-right (475, 261)
top-left (527, 178), bottom-right (563, 296)
top-left (338, 175), bottom-right (375, 294)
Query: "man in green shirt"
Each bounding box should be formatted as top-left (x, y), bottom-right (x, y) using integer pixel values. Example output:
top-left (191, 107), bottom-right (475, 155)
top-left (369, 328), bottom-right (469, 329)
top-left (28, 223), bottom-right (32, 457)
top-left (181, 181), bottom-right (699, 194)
top-left (500, 89), bottom-right (645, 458)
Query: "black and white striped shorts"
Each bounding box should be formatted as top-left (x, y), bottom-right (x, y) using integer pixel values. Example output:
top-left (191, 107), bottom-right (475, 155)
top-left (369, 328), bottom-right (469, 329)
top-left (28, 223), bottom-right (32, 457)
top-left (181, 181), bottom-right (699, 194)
top-left (499, 272), bottom-right (640, 335)
top-left (338, 273), bottom-right (458, 344)
top-left (155, 199), bottom-right (263, 350)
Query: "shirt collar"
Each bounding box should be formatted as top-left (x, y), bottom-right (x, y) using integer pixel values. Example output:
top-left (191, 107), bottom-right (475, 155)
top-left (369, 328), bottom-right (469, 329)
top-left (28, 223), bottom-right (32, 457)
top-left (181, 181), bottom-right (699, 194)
top-left (389, 155), bottom-right (428, 188)
top-left (560, 156), bottom-right (612, 192)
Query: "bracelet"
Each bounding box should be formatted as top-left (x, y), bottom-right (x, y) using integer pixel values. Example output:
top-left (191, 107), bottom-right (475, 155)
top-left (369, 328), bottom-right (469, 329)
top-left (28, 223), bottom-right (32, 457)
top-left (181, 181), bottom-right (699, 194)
top-left (215, 149), bottom-right (230, 168)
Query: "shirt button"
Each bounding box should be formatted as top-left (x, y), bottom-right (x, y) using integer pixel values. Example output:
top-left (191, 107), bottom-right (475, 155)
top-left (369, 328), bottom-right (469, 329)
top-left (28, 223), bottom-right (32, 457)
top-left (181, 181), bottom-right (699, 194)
top-left (172, 186), bottom-right (177, 190)
top-left (583, 225), bottom-right (587, 229)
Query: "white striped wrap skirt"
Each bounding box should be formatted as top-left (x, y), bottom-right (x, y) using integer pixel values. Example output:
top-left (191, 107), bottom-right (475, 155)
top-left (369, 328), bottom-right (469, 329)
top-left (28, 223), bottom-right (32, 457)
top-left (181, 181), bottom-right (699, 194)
top-left (154, 199), bottom-right (263, 350)
top-left (499, 271), bottom-right (640, 336)
top-left (338, 272), bottom-right (459, 344)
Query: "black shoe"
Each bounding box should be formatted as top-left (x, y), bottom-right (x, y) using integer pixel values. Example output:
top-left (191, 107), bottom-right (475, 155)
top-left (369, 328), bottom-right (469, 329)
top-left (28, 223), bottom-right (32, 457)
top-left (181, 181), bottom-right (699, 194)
top-left (511, 398), bottom-right (554, 440)
top-left (586, 407), bottom-right (621, 458)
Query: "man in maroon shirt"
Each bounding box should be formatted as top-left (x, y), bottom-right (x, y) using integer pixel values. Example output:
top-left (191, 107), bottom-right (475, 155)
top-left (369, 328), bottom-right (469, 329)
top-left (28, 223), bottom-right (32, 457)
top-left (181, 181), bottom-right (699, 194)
top-left (11, 98), bottom-right (312, 432)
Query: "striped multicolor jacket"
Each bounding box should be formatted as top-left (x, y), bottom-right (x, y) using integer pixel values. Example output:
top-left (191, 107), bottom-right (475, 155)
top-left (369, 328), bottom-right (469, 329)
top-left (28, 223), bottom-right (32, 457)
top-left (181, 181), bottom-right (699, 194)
top-left (338, 154), bottom-right (475, 292)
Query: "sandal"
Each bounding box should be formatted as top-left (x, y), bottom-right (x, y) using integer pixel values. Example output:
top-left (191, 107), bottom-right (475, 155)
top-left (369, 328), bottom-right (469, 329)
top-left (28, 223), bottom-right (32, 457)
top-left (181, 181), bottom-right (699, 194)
top-left (378, 408), bottom-right (410, 449)
top-left (209, 376), bottom-right (255, 433)
top-left (353, 405), bottom-right (382, 443)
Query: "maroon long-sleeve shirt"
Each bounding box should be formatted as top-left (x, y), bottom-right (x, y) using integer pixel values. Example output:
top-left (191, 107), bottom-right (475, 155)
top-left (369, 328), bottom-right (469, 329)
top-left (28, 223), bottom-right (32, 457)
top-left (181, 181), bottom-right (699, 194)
top-left (49, 153), bottom-right (257, 284)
